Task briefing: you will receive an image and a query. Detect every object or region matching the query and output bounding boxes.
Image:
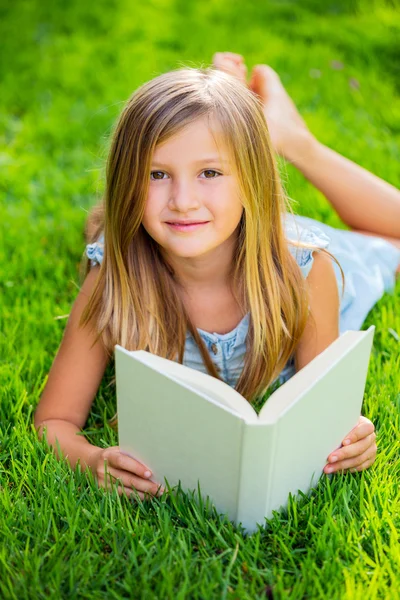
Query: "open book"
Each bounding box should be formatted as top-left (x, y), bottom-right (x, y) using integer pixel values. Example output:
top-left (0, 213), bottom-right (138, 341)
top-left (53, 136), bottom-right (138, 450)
top-left (116, 326), bottom-right (375, 533)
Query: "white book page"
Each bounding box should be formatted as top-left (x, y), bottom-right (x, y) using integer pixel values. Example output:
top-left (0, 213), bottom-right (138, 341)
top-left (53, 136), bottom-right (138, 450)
top-left (235, 327), bottom-right (374, 531)
top-left (117, 327), bottom-right (374, 430)
top-left (124, 349), bottom-right (258, 423)
top-left (259, 327), bottom-right (375, 424)
top-left (116, 328), bottom-right (374, 529)
top-left (116, 348), bottom-right (246, 519)
top-left (265, 327), bottom-right (374, 515)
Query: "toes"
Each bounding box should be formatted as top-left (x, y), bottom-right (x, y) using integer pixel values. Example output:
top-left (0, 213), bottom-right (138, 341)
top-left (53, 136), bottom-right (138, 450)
top-left (212, 52), bottom-right (231, 70)
top-left (250, 65), bottom-right (281, 96)
top-left (212, 52), bottom-right (248, 83)
top-left (249, 66), bottom-right (265, 96)
top-left (213, 51), bottom-right (245, 66)
top-left (224, 52), bottom-right (246, 66)
top-left (212, 52), bottom-right (222, 64)
top-left (253, 65), bottom-right (279, 83)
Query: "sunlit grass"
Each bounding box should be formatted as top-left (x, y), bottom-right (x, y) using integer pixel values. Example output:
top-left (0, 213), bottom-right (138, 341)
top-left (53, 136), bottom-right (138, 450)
top-left (1, 0), bottom-right (399, 597)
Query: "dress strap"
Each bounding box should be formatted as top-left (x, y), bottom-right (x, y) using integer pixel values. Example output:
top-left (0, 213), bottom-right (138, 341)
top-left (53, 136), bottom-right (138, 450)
top-left (86, 233), bottom-right (104, 266)
top-left (284, 215), bottom-right (331, 278)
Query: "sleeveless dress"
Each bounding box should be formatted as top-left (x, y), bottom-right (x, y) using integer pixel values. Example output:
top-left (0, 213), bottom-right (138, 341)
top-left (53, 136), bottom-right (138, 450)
top-left (86, 213), bottom-right (400, 389)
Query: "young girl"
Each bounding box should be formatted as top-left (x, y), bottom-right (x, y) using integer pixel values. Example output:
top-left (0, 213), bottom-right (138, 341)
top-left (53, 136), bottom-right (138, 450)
top-left (35, 52), bottom-right (400, 501)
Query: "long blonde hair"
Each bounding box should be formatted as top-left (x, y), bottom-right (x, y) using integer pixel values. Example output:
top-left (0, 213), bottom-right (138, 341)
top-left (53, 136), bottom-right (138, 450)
top-left (81, 66), bottom-right (344, 404)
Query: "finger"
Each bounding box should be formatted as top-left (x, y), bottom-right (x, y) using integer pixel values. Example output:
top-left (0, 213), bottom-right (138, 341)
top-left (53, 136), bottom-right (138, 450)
top-left (349, 455), bottom-right (376, 472)
top-left (328, 422), bottom-right (375, 462)
top-left (324, 443), bottom-right (376, 473)
top-left (118, 482), bottom-right (165, 500)
top-left (105, 466), bottom-right (164, 497)
top-left (326, 433), bottom-right (376, 468)
top-left (100, 474), bottom-right (156, 501)
top-left (97, 467), bottom-right (129, 492)
top-left (328, 432), bottom-right (376, 465)
top-left (116, 485), bottom-right (145, 501)
top-left (102, 472), bottom-right (165, 499)
top-left (335, 448), bottom-right (376, 473)
top-left (103, 447), bottom-right (153, 480)
top-left (341, 416), bottom-right (374, 447)
top-left (117, 485), bottom-right (166, 501)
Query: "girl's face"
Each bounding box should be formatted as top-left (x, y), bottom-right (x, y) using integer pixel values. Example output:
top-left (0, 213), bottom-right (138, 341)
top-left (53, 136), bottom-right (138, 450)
top-left (141, 117), bottom-right (244, 263)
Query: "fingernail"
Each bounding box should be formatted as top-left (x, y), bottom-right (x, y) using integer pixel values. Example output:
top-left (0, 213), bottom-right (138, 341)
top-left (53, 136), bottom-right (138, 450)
top-left (330, 455), bottom-right (338, 462)
top-left (144, 470), bottom-right (152, 478)
top-left (325, 466), bottom-right (333, 473)
top-left (343, 439), bottom-right (351, 446)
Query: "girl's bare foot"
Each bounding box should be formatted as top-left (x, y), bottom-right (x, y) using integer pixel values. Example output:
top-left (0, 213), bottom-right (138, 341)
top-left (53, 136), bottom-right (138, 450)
top-left (249, 65), bottom-right (315, 161)
top-left (212, 54), bottom-right (315, 162)
top-left (212, 52), bottom-right (248, 85)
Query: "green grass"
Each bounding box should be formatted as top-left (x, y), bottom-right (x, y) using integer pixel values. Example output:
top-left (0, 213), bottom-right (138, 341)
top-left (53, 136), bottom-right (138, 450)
top-left (1, 0), bottom-right (400, 597)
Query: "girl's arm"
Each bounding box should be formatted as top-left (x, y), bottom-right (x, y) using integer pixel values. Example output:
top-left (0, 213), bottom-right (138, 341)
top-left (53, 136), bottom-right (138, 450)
top-left (34, 267), bottom-right (164, 499)
top-left (294, 251), bottom-right (340, 372)
top-left (294, 252), bottom-right (377, 473)
top-left (35, 267), bottom-right (109, 469)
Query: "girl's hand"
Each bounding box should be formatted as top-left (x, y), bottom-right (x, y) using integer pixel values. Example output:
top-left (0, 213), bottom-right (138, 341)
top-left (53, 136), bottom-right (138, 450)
top-left (324, 416), bottom-right (377, 474)
top-left (93, 446), bottom-right (165, 500)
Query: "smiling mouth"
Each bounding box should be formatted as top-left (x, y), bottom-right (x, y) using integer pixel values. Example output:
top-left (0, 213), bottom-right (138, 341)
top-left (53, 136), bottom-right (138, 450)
top-left (166, 221), bottom-right (209, 225)
top-left (166, 222), bottom-right (210, 231)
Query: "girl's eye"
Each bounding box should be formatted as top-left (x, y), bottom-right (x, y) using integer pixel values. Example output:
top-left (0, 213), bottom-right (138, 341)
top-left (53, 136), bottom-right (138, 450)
top-left (150, 171), bottom-right (168, 180)
top-left (201, 169), bottom-right (221, 179)
top-left (150, 170), bottom-right (221, 180)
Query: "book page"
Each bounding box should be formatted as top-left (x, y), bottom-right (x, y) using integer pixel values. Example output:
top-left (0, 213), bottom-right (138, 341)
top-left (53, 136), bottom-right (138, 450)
top-left (258, 326), bottom-right (374, 523)
top-left (125, 349), bottom-right (258, 423)
top-left (116, 348), bottom-right (247, 519)
top-left (233, 327), bottom-right (374, 532)
top-left (265, 330), bottom-right (374, 516)
top-left (259, 327), bottom-right (375, 424)
top-left (115, 328), bottom-right (374, 531)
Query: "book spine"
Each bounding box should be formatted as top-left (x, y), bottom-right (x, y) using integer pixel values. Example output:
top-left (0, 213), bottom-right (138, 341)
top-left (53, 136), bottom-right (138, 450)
top-left (236, 423), bottom-right (277, 533)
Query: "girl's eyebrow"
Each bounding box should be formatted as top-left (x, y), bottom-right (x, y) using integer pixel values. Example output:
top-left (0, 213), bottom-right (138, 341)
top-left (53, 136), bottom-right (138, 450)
top-left (151, 157), bottom-right (229, 167)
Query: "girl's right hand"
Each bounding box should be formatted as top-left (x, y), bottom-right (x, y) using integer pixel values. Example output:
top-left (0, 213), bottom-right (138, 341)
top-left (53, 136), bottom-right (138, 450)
top-left (92, 446), bottom-right (165, 500)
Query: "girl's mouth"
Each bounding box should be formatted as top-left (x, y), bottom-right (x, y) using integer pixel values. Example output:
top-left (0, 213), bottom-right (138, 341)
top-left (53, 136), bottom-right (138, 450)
top-left (166, 222), bottom-right (210, 232)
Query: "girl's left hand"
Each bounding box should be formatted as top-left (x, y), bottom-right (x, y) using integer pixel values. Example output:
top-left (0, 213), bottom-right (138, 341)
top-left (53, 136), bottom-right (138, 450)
top-left (324, 416), bottom-right (377, 474)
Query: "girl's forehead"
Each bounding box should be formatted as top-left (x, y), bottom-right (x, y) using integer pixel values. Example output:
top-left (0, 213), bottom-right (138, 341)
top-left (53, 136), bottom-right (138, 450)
top-left (152, 116), bottom-right (230, 162)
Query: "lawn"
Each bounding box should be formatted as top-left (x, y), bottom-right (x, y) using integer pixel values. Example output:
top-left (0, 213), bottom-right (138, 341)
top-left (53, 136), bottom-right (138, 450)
top-left (1, 0), bottom-right (400, 598)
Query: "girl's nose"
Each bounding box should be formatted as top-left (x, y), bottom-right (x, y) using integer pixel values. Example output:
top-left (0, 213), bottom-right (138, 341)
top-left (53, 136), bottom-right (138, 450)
top-left (168, 179), bottom-right (201, 212)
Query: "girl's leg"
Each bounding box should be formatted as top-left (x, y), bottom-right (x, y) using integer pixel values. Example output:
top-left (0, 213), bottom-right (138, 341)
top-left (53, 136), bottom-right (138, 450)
top-left (276, 136), bottom-right (400, 240)
top-left (212, 53), bottom-right (400, 241)
top-left (349, 230), bottom-right (400, 275)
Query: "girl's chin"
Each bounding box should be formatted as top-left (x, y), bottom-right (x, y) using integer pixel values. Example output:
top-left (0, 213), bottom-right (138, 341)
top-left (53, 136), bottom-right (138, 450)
top-left (164, 243), bottom-right (217, 259)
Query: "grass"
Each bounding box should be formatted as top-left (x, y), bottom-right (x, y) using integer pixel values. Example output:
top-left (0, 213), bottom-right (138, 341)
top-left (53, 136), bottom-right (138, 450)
top-left (1, 0), bottom-right (400, 597)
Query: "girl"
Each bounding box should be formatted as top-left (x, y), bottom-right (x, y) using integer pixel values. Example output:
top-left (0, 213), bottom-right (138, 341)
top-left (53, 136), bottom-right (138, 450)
top-left (35, 52), bottom-right (400, 501)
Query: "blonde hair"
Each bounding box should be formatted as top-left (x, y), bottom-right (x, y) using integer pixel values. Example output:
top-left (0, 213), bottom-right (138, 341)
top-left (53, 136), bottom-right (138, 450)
top-left (81, 66), bottom-right (344, 408)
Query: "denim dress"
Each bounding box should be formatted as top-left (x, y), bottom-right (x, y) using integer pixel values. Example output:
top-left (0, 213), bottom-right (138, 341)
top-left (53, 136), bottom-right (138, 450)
top-left (86, 213), bottom-right (400, 389)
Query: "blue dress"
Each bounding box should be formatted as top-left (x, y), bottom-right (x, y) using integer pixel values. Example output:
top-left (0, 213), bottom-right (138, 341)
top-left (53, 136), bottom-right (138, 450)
top-left (86, 213), bottom-right (400, 388)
